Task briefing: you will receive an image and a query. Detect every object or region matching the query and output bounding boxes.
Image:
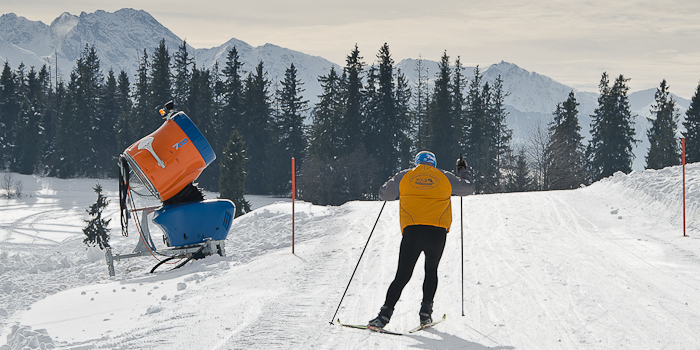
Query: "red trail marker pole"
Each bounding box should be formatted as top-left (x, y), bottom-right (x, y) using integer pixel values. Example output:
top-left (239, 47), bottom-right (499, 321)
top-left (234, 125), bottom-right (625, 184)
top-left (683, 138), bottom-right (686, 237)
top-left (292, 157), bottom-right (296, 253)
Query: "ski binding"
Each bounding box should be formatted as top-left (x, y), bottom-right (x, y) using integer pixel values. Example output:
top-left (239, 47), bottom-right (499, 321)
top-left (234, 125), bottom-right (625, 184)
top-left (336, 319), bottom-right (404, 336)
top-left (408, 314), bottom-right (446, 333)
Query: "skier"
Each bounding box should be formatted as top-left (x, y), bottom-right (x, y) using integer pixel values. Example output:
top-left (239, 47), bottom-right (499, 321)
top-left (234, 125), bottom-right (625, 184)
top-left (368, 151), bottom-right (474, 329)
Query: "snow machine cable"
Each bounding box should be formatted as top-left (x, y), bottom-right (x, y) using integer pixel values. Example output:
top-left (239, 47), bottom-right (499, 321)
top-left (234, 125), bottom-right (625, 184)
top-left (149, 241), bottom-right (207, 273)
top-left (124, 182), bottom-right (184, 265)
top-left (170, 241), bottom-right (208, 270)
top-left (329, 201), bottom-right (386, 325)
top-left (119, 155), bottom-right (130, 237)
top-left (149, 256), bottom-right (177, 273)
top-left (127, 192), bottom-right (179, 261)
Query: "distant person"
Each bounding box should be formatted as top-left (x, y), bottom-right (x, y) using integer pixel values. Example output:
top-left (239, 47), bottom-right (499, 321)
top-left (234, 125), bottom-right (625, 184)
top-left (368, 151), bottom-right (474, 328)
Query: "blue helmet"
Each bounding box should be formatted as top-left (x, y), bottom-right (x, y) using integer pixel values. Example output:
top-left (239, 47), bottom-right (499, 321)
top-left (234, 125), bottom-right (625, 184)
top-left (415, 151), bottom-right (437, 167)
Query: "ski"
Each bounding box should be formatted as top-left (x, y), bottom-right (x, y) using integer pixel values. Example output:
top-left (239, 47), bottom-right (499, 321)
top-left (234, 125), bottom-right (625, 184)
top-left (336, 319), bottom-right (404, 336)
top-left (408, 314), bottom-right (446, 333)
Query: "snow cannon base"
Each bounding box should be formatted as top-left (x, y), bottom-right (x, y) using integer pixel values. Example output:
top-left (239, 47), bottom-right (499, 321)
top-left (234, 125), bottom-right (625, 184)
top-left (153, 199), bottom-right (235, 247)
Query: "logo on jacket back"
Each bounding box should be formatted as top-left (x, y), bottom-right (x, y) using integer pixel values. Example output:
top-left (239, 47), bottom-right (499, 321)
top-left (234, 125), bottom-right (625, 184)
top-left (409, 173), bottom-right (440, 190)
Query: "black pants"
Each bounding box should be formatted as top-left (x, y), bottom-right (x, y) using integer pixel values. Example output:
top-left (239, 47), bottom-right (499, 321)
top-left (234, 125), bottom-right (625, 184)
top-left (383, 225), bottom-right (447, 310)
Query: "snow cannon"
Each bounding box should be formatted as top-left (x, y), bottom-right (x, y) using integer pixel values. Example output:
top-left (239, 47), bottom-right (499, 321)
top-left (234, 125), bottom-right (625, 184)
top-left (153, 199), bottom-right (235, 247)
top-left (121, 106), bottom-right (215, 202)
top-left (109, 101), bottom-right (233, 276)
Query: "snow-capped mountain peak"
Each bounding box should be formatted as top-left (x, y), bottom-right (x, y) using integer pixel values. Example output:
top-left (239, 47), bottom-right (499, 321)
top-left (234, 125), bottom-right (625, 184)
top-left (1, 8), bottom-right (690, 171)
top-left (50, 12), bottom-right (79, 39)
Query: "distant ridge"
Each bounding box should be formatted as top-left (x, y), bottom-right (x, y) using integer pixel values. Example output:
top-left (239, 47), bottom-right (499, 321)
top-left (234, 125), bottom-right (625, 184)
top-left (0, 8), bottom-right (691, 170)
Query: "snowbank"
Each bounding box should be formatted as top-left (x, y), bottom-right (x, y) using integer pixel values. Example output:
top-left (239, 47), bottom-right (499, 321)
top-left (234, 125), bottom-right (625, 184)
top-left (593, 162), bottom-right (700, 231)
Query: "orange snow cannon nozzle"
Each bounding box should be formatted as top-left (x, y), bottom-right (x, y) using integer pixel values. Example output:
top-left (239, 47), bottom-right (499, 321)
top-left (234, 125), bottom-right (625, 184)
top-left (123, 112), bottom-right (215, 201)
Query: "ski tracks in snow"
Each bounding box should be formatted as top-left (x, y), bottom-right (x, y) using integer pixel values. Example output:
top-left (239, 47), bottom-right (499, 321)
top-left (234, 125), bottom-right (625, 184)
top-left (463, 189), bottom-right (700, 349)
top-left (1, 209), bottom-right (76, 246)
top-left (212, 202), bottom-right (395, 350)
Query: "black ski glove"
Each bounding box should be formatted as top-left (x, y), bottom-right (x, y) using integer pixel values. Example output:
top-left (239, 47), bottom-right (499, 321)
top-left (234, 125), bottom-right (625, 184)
top-left (456, 158), bottom-right (468, 176)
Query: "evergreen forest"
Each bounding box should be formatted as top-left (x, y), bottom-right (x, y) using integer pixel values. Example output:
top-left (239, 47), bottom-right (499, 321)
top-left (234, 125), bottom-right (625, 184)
top-left (1, 39), bottom-right (699, 206)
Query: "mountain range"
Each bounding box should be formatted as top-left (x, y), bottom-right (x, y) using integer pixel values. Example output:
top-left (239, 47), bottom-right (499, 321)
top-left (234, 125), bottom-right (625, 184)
top-left (0, 8), bottom-right (692, 170)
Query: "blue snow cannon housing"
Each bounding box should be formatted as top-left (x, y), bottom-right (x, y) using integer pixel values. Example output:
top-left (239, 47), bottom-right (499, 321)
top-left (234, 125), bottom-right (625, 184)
top-left (152, 199), bottom-right (235, 247)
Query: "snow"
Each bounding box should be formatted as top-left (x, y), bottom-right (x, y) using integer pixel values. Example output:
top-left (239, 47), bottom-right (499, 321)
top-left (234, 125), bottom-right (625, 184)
top-left (2, 165), bottom-right (700, 349)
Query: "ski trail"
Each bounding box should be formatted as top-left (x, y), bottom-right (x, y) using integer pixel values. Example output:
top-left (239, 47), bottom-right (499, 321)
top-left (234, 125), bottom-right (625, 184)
top-left (461, 189), bottom-right (700, 349)
top-left (213, 202), bottom-right (401, 350)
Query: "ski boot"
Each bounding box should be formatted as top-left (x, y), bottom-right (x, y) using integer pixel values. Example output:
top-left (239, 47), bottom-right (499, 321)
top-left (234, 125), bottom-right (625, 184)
top-left (419, 301), bottom-right (433, 325)
top-left (368, 305), bottom-right (393, 329)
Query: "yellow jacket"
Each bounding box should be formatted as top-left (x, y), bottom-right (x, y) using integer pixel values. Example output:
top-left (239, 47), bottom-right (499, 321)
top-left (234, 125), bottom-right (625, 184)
top-left (379, 164), bottom-right (474, 233)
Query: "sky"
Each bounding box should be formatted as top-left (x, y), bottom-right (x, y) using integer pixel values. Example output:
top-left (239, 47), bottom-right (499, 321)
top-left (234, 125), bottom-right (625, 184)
top-left (2, 0), bottom-right (700, 99)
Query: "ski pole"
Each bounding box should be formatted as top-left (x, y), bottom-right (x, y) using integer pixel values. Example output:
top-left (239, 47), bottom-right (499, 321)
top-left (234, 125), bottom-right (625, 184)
top-left (458, 153), bottom-right (465, 317)
top-left (329, 201), bottom-right (387, 325)
top-left (461, 195), bottom-right (464, 317)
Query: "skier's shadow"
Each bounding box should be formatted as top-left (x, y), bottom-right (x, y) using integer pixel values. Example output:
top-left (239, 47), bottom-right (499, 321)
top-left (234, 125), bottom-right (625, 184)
top-left (406, 328), bottom-right (515, 350)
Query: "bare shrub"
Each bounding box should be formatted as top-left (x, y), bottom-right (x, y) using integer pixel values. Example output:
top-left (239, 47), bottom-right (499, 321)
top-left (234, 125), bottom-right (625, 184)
top-left (1, 171), bottom-right (24, 199)
top-left (1, 171), bottom-right (13, 198)
top-left (13, 179), bottom-right (23, 198)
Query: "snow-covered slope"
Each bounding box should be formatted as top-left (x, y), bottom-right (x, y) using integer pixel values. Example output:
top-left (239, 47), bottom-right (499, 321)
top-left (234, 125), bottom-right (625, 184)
top-left (2, 163), bottom-right (700, 349)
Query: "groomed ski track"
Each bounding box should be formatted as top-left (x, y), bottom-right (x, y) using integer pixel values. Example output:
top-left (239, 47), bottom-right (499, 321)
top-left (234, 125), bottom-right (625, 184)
top-left (3, 165), bottom-right (700, 349)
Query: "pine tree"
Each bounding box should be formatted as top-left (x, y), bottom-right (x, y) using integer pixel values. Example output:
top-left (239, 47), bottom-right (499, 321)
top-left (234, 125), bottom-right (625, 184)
top-left (645, 79), bottom-right (680, 170)
top-left (132, 49), bottom-right (152, 139)
top-left (221, 46), bottom-right (245, 146)
top-left (342, 45), bottom-right (365, 153)
top-left (587, 73), bottom-right (638, 181)
top-left (56, 45), bottom-right (103, 177)
top-left (150, 39), bottom-right (172, 118)
top-left (452, 56), bottom-right (467, 154)
top-left (395, 68), bottom-right (413, 169)
top-left (464, 66), bottom-right (494, 192)
top-left (219, 129), bottom-right (251, 217)
top-left (37, 64), bottom-right (57, 174)
top-left (188, 65), bottom-right (218, 190)
top-left (309, 66), bottom-right (344, 159)
top-left (411, 54), bottom-right (430, 152)
top-left (365, 43), bottom-right (405, 177)
top-left (15, 66), bottom-right (44, 174)
top-left (44, 80), bottom-right (65, 176)
top-left (0, 61), bottom-right (20, 168)
top-left (269, 63), bottom-right (308, 195)
top-left (505, 146), bottom-right (533, 192)
top-left (362, 64), bottom-right (378, 150)
top-left (427, 52), bottom-right (455, 163)
top-left (96, 69), bottom-right (120, 175)
top-left (477, 82), bottom-right (500, 193)
top-left (78, 45), bottom-right (104, 177)
top-left (279, 63), bottom-right (308, 161)
top-left (488, 75), bottom-right (512, 192)
top-left (547, 91), bottom-right (586, 189)
top-left (240, 62), bottom-right (273, 194)
top-left (172, 40), bottom-right (192, 109)
top-left (83, 183), bottom-right (111, 249)
top-left (55, 74), bottom-right (78, 178)
top-left (115, 70), bottom-right (133, 152)
top-left (682, 82), bottom-right (700, 163)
